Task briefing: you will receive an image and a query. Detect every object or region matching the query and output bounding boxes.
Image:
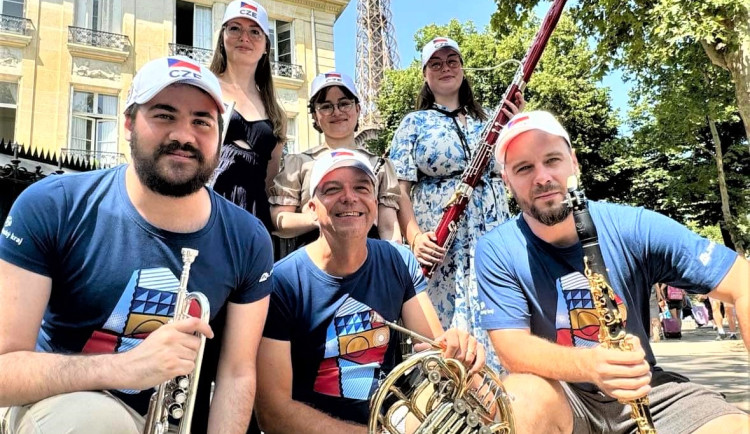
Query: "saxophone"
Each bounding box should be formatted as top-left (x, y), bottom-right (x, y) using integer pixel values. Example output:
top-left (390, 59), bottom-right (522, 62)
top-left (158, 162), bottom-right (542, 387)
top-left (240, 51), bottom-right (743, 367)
top-left (563, 176), bottom-right (656, 434)
top-left (143, 248), bottom-right (211, 434)
top-left (368, 319), bottom-right (515, 434)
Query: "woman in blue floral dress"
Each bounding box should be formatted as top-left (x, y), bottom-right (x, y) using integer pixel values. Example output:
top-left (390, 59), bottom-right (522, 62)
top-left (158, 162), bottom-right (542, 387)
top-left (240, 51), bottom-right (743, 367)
top-left (390, 37), bottom-right (523, 371)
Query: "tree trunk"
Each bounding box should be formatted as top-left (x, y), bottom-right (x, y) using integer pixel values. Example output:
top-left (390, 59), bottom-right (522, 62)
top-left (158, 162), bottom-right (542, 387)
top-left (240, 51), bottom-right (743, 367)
top-left (707, 114), bottom-right (746, 256)
top-left (701, 13), bottom-right (750, 149)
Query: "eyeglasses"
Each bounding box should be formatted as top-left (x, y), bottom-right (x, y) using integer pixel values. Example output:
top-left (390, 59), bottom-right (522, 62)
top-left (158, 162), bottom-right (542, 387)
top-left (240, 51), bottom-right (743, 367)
top-left (224, 24), bottom-right (264, 41)
top-left (315, 99), bottom-right (356, 116)
top-left (426, 58), bottom-right (461, 71)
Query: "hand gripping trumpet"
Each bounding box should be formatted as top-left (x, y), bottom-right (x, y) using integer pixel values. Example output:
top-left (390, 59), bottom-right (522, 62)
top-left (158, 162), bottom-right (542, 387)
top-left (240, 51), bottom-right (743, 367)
top-left (143, 248), bottom-right (211, 434)
top-left (368, 316), bottom-right (515, 434)
top-left (563, 177), bottom-right (656, 434)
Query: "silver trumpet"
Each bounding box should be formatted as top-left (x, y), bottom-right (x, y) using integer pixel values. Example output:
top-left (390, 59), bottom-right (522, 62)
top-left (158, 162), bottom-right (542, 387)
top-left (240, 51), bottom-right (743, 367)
top-left (143, 248), bottom-right (210, 434)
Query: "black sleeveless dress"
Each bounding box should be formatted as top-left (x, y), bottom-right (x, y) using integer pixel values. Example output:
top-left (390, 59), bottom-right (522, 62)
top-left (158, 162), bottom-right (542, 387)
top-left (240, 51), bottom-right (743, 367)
top-left (194, 111), bottom-right (277, 433)
top-left (209, 110), bottom-right (277, 233)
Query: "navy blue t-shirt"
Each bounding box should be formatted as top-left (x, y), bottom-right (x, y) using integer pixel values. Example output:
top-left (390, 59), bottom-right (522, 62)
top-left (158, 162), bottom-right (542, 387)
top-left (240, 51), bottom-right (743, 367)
top-left (0, 165), bottom-right (274, 414)
top-left (476, 201), bottom-right (736, 371)
top-left (263, 239), bottom-right (427, 424)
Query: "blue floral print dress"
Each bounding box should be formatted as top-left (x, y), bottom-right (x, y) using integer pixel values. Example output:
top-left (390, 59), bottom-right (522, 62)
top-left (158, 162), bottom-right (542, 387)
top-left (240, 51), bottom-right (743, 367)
top-left (390, 104), bottom-right (511, 372)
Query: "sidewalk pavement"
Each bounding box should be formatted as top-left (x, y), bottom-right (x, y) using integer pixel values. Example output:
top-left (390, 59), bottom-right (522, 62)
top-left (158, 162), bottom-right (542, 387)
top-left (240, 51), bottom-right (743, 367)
top-left (652, 318), bottom-right (748, 412)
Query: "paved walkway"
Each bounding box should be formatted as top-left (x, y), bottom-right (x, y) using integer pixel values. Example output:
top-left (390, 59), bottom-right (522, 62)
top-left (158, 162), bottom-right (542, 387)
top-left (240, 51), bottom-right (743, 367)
top-left (651, 319), bottom-right (748, 412)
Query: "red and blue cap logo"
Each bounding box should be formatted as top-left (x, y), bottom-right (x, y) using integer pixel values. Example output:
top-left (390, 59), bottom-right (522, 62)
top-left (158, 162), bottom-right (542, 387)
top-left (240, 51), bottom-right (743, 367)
top-left (167, 57), bottom-right (201, 73)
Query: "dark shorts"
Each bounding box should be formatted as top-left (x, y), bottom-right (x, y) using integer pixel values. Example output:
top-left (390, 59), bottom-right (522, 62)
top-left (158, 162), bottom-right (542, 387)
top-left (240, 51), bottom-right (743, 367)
top-left (561, 371), bottom-right (744, 434)
top-left (666, 299), bottom-right (684, 311)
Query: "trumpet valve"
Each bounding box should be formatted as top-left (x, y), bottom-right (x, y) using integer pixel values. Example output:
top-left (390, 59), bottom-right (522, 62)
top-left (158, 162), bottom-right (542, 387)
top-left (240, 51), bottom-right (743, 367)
top-left (168, 402), bottom-right (185, 419)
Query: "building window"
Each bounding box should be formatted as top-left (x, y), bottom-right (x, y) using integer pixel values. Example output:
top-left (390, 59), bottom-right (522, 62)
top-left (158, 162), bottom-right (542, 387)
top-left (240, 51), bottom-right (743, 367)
top-left (0, 81), bottom-right (17, 142)
top-left (175, 1), bottom-right (212, 50)
top-left (70, 91), bottom-right (118, 154)
top-left (270, 20), bottom-right (293, 64)
top-left (285, 117), bottom-right (297, 155)
top-left (74, 0), bottom-right (122, 33)
top-left (1, 0), bottom-right (24, 17)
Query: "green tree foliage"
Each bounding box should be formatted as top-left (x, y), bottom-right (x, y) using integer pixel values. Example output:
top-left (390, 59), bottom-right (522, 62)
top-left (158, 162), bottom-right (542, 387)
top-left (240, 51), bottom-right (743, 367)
top-left (492, 1), bottom-right (750, 251)
top-left (376, 17), bottom-right (624, 201)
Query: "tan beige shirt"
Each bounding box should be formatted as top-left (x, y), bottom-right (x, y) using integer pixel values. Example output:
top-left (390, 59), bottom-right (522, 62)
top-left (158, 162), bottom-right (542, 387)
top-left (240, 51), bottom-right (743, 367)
top-left (268, 145), bottom-right (401, 211)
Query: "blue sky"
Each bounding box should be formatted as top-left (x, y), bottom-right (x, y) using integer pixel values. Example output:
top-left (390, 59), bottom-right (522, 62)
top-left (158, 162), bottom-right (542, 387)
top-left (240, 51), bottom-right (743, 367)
top-left (332, 0), bottom-right (630, 116)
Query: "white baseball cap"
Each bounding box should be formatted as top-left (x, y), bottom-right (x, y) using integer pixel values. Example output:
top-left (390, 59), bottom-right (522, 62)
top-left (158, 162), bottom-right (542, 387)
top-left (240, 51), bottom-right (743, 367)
top-left (421, 37), bottom-right (461, 69)
top-left (494, 111), bottom-right (571, 169)
top-left (309, 149), bottom-right (376, 197)
top-left (222, 0), bottom-right (270, 37)
top-left (125, 56), bottom-right (225, 114)
top-left (309, 71), bottom-right (359, 102)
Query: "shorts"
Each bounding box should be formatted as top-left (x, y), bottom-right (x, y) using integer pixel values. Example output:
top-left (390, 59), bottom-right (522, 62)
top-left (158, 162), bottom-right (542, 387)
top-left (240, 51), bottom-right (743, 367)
top-left (561, 371), bottom-right (744, 434)
top-left (666, 299), bottom-right (684, 311)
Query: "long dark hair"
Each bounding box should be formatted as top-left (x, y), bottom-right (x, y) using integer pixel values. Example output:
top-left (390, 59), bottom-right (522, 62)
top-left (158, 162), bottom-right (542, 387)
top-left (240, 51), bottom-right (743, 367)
top-left (308, 86), bottom-right (360, 134)
top-left (209, 28), bottom-right (287, 142)
top-left (416, 76), bottom-right (487, 122)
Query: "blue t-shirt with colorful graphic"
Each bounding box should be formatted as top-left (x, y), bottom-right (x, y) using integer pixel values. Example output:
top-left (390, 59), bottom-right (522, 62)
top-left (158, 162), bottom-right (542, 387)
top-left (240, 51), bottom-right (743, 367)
top-left (0, 165), bottom-right (273, 414)
top-left (263, 239), bottom-right (427, 424)
top-left (476, 201), bottom-right (736, 370)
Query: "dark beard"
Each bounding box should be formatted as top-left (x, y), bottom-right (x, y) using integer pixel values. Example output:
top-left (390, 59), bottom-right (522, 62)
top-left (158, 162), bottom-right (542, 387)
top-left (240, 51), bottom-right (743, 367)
top-left (130, 130), bottom-right (218, 198)
top-left (511, 182), bottom-right (571, 226)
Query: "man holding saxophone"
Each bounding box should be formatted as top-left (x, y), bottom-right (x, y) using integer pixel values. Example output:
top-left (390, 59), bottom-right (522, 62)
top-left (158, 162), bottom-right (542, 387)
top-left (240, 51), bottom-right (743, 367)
top-left (475, 111), bottom-right (749, 433)
top-left (254, 149), bottom-right (486, 433)
top-left (0, 56), bottom-right (273, 433)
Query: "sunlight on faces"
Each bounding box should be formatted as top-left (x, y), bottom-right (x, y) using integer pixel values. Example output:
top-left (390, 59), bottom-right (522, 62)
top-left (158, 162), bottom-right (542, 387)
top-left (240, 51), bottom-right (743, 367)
top-left (502, 130), bottom-right (578, 226)
top-left (312, 86), bottom-right (360, 140)
top-left (310, 167), bottom-right (377, 239)
top-left (127, 84), bottom-right (221, 197)
top-left (424, 48), bottom-right (463, 97)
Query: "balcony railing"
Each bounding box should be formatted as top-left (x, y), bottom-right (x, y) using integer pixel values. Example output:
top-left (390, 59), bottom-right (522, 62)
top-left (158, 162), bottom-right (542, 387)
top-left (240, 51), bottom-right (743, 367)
top-left (68, 26), bottom-right (131, 52)
top-left (272, 61), bottom-right (304, 80)
top-left (167, 43), bottom-right (304, 80)
top-left (0, 14), bottom-right (33, 36)
top-left (60, 148), bottom-right (127, 169)
top-left (169, 43), bottom-right (214, 65)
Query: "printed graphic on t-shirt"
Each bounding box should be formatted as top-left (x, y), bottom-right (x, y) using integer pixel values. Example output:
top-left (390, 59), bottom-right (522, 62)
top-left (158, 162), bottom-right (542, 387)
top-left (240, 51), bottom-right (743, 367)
top-left (80, 267), bottom-right (198, 393)
top-left (554, 272), bottom-right (626, 347)
top-left (314, 296), bottom-right (390, 400)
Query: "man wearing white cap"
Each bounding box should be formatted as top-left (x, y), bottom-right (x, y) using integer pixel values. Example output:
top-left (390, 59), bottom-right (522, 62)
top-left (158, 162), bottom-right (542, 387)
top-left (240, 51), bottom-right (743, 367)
top-left (255, 149), bottom-right (485, 433)
top-left (0, 56), bottom-right (273, 432)
top-left (269, 71), bottom-right (402, 251)
top-left (474, 110), bottom-right (749, 433)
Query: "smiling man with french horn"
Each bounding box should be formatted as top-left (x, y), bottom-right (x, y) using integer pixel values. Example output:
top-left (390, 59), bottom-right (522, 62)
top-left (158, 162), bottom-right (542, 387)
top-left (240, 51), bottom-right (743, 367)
top-left (254, 150), bottom-right (518, 434)
top-left (0, 56), bottom-right (273, 433)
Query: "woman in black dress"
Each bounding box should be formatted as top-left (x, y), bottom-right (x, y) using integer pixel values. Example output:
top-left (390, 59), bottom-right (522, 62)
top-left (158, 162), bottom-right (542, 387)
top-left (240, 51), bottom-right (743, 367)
top-left (208, 0), bottom-right (286, 233)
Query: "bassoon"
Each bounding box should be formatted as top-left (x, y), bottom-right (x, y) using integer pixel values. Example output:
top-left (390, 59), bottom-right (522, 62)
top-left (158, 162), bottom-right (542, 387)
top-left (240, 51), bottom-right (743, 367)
top-left (563, 176), bottom-right (657, 434)
top-left (423, 0), bottom-right (568, 277)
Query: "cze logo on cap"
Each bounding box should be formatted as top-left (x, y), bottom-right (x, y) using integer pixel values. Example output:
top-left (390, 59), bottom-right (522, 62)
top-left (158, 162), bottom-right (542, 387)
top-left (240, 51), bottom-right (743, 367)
top-left (432, 38), bottom-right (449, 49)
top-left (324, 72), bottom-right (343, 84)
top-left (240, 2), bottom-right (258, 18)
top-left (505, 115), bottom-right (529, 129)
top-left (167, 57), bottom-right (202, 79)
top-left (330, 150), bottom-right (354, 158)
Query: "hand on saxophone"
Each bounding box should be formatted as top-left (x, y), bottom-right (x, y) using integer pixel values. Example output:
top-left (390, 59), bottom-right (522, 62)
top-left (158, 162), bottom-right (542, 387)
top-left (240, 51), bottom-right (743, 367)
top-left (434, 328), bottom-right (486, 376)
top-left (587, 334), bottom-right (652, 401)
top-left (118, 317), bottom-right (214, 390)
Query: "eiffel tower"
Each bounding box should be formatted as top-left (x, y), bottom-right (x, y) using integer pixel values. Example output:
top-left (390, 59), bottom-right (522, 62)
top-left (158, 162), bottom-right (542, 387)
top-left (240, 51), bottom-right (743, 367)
top-left (354, 0), bottom-right (399, 146)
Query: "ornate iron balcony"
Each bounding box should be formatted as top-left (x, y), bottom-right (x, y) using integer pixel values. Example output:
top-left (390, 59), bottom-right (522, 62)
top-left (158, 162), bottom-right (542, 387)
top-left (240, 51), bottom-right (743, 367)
top-left (169, 43), bottom-right (214, 65)
top-left (272, 61), bottom-right (304, 80)
top-left (68, 26), bottom-right (131, 52)
top-left (60, 148), bottom-right (127, 169)
top-left (0, 13), bottom-right (33, 36)
top-left (167, 42), bottom-right (304, 80)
